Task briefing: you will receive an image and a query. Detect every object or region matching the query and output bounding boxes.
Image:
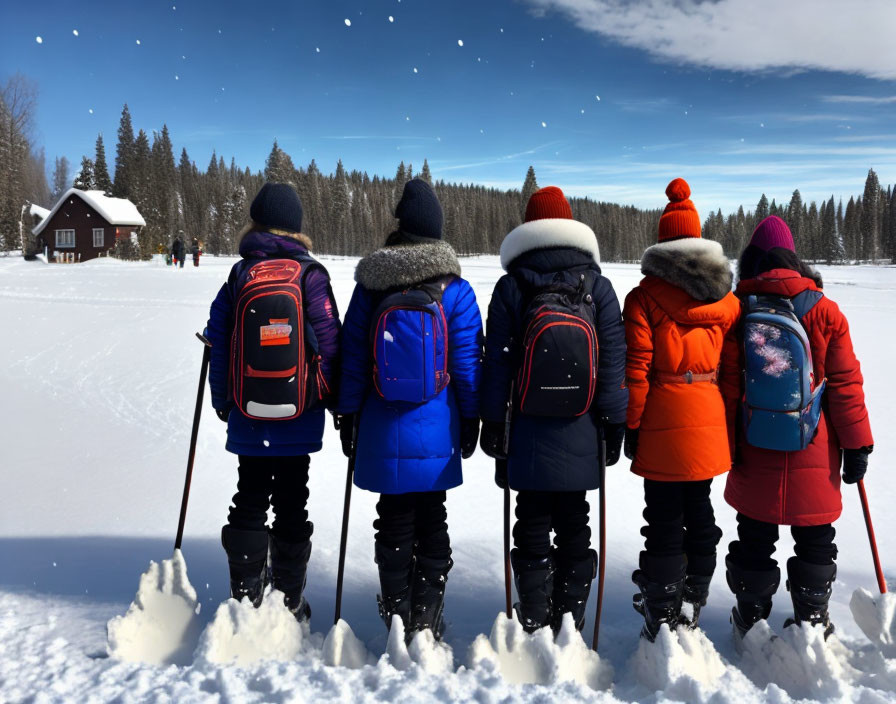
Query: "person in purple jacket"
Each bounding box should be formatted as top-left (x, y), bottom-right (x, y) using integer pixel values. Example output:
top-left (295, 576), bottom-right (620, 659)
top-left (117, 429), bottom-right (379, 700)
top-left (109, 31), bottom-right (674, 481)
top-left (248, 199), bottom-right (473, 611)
top-left (205, 183), bottom-right (341, 621)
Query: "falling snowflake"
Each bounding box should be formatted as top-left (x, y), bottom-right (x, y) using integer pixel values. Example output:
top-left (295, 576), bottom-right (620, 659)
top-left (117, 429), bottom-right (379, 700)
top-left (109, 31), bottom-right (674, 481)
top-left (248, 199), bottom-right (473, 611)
top-left (72, 29), bottom-right (79, 37)
top-left (760, 122), bottom-right (765, 127)
top-left (405, 116), bottom-right (410, 121)
top-left (541, 121), bottom-right (547, 127)
top-left (344, 18), bottom-right (351, 26)
top-left (175, 75), bottom-right (179, 80)
top-left (500, 28), bottom-right (504, 33)
top-left (595, 95), bottom-right (601, 101)
top-left (88, 109), bottom-right (94, 114)
top-left (413, 67), bottom-right (418, 73)
top-left (457, 39), bottom-right (463, 47)
top-left (580, 109), bottom-right (585, 114)
top-left (388, 15), bottom-right (394, 22)
top-left (315, 47), bottom-right (320, 53)
top-left (35, 36), bottom-right (43, 44)
top-left (136, 39), bottom-right (141, 45)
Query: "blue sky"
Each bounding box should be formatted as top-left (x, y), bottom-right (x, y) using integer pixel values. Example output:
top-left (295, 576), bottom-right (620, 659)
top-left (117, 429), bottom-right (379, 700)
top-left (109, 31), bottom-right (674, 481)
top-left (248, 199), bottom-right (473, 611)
top-left (3, 0), bottom-right (896, 214)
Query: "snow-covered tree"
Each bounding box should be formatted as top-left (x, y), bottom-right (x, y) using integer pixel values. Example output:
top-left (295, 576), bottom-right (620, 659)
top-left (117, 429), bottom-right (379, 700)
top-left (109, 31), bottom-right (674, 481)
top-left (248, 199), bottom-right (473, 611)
top-left (73, 156), bottom-right (95, 190)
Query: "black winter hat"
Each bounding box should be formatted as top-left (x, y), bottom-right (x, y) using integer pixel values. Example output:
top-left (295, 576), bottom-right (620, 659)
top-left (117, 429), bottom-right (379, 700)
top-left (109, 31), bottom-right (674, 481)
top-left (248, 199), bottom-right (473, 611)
top-left (250, 183), bottom-right (303, 233)
top-left (394, 178), bottom-right (443, 240)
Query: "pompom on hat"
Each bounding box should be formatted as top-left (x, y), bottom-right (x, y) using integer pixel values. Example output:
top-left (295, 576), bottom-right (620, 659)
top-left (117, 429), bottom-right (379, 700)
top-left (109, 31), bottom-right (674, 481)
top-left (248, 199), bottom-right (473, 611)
top-left (525, 186), bottom-right (574, 222)
top-left (657, 177), bottom-right (701, 242)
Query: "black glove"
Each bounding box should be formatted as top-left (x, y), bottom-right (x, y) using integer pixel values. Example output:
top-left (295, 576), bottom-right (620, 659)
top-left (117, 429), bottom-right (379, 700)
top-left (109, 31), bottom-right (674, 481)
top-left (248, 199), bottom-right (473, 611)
top-left (494, 459), bottom-right (508, 490)
top-left (842, 446), bottom-right (873, 484)
top-left (480, 420), bottom-right (506, 460)
top-left (460, 417), bottom-right (480, 459)
top-left (624, 426), bottom-right (639, 461)
top-left (602, 422), bottom-right (626, 466)
top-left (336, 414), bottom-right (356, 458)
top-left (215, 406), bottom-right (231, 423)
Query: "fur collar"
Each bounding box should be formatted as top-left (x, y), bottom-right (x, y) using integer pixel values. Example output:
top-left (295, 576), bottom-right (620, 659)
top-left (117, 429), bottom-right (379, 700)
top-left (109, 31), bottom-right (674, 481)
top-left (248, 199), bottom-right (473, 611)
top-left (500, 218), bottom-right (600, 270)
top-left (355, 241), bottom-right (461, 291)
top-left (641, 238), bottom-right (733, 302)
top-left (238, 221), bottom-right (313, 250)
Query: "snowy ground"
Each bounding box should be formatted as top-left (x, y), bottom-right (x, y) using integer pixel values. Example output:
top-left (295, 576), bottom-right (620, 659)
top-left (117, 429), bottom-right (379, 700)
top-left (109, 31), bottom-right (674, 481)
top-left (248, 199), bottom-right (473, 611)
top-left (0, 253), bottom-right (894, 703)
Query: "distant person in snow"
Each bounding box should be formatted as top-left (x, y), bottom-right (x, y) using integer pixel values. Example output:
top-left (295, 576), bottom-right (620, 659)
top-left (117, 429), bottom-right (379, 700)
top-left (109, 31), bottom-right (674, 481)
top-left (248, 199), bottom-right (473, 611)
top-left (479, 186), bottom-right (628, 634)
top-left (624, 178), bottom-right (740, 641)
top-left (719, 216), bottom-right (873, 641)
top-left (171, 236), bottom-right (185, 268)
top-left (336, 179), bottom-right (482, 642)
top-left (191, 238), bottom-right (201, 267)
top-left (205, 183), bottom-right (341, 621)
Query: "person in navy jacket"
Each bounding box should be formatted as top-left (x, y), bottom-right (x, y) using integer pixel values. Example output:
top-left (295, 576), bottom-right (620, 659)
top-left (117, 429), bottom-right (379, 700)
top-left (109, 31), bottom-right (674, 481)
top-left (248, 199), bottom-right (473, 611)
top-left (336, 179), bottom-right (483, 641)
top-left (206, 183), bottom-right (341, 621)
top-left (479, 186), bottom-right (628, 633)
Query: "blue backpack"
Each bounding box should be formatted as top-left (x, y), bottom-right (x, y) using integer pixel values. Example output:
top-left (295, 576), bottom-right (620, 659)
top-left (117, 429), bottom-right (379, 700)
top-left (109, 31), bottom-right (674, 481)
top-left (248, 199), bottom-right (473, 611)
top-left (742, 291), bottom-right (825, 451)
top-left (370, 277), bottom-right (451, 404)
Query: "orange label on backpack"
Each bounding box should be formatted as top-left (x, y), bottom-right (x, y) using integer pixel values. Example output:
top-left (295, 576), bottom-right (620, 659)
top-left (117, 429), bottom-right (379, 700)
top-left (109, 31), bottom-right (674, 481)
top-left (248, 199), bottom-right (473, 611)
top-left (260, 321), bottom-right (292, 346)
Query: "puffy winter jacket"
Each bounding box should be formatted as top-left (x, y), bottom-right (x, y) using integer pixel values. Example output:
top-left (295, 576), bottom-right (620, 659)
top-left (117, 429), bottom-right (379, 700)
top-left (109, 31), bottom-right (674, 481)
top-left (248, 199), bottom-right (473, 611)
top-left (480, 218), bottom-right (628, 492)
top-left (624, 238), bottom-right (740, 482)
top-left (337, 240), bottom-right (482, 494)
top-left (720, 268), bottom-right (873, 526)
top-left (206, 230), bottom-right (341, 456)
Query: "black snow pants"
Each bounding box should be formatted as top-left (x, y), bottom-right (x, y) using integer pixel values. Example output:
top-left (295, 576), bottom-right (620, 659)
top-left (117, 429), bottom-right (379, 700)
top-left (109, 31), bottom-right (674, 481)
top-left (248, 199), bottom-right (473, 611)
top-left (727, 513), bottom-right (837, 570)
top-left (513, 490), bottom-right (591, 562)
top-left (374, 491), bottom-right (451, 561)
top-left (641, 478), bottom-right (723, 581)
top-left (227, 455), bottom-right (313, 543)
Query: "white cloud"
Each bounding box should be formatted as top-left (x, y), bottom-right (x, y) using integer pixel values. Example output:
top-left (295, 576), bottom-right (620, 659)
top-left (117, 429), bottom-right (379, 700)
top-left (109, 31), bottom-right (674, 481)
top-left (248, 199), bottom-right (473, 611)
top-left (822, 95), bottom-right (896, 104)
top-left (525, 0), bottom-right (896, 80)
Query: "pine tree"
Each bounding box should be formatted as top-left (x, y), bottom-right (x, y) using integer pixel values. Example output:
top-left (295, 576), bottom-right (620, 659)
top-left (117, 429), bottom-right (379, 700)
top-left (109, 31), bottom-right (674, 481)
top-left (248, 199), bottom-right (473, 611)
top-left (821, 195), bottom-right (841, 265)
top-left (73, 156), bottom-right (95, 190)
top-left (113, 104), bottom-right (135, 198)
top-left (786, 189), bottom-right (803, 252)
top-left (521, 165), bottom-right (538, 216)
top-left (264, 139), bottom-right (295, 185)
top-left (50, 155), bottom-right (70, 201)
top-left (93, 134), bottom-right (112, 194)
top-left (755, 193), bottom-right (769, 221)
top-left (860, 168), bottom-right (881, 261)
top-left (420, 159), bottom-right (432, 184)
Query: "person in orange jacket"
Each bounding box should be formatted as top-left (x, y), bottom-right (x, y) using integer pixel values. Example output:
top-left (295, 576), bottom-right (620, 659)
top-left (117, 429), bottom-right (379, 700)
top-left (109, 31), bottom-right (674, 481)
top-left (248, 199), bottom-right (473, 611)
top-left (623, 178), bottom-right (740, 640)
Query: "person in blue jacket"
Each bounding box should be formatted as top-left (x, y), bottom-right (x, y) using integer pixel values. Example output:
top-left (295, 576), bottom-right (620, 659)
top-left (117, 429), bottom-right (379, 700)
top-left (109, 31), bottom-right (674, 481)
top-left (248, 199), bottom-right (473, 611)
top-left (336, 178), bottom-right (483, 641)
top-left (206, 183), bottom-right (341, 621)
top-left (479, 186), bottom-right (628, 633)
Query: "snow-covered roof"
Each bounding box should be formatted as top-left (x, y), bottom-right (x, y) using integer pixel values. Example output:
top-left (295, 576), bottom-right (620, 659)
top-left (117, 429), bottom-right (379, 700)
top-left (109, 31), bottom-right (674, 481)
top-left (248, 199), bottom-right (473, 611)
top-left (32, 189), bottom-right (146, 235)
top-left (29, 203), bottom-right (51, 220)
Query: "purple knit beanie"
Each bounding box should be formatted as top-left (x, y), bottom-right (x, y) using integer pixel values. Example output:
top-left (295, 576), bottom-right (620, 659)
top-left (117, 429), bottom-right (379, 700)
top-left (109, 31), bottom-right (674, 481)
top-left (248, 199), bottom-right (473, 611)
top-left (750, 216), bottom-right (795, 252)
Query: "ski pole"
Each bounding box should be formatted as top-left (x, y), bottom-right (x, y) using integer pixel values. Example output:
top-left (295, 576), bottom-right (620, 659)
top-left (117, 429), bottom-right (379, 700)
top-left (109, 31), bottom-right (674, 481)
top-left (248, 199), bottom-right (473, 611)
top-left (501, 462), bottom-right (512, 619)
top-left (174, 332), bottom-right (212, 551)
top-left (592, 435), bottom-right (607, 651)
top-left (857, 480), bottom-right (887, 594)
top-left (334, 416), bottom-right (359, 624)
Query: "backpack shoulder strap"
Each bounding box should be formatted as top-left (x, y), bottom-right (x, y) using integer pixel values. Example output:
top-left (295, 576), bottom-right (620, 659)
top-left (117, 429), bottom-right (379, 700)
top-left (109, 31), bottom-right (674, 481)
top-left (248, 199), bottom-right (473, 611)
top-left (791, 289), bottom-right (823, 320)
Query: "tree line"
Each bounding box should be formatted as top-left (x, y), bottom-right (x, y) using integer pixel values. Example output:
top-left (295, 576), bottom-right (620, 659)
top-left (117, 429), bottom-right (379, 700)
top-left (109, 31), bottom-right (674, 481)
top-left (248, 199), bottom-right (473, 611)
top-left (3, 84), bottom-right (896, 264)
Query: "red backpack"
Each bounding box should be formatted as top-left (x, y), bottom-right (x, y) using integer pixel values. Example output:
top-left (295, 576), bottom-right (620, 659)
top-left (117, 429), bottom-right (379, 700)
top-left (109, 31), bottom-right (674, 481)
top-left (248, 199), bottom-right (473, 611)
top-left (230, 258), bottom-right (326, 420)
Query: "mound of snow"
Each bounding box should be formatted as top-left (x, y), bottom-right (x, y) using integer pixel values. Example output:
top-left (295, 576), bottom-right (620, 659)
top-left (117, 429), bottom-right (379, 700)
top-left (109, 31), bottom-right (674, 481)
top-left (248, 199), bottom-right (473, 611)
top-left (850, 588), bottom-right (896, 657)
top-left (106, 550), bottom-right (202, 665)
top-left (738, 620), bottom-right (857, 700)
top-left (628, 625), bottom-right (726, 698)
top-left (468, 613), bottom-right (612, 690)
top-left (322, 619), bottom-right (374, 668)
top-left (194, 589), bottom-right (319, 666)
top-left (381, 615), bottom-right (455, 674)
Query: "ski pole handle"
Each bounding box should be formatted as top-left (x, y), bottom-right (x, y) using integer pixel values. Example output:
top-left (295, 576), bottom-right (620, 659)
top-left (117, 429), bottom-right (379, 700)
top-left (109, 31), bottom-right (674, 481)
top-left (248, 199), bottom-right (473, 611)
top-left (858, 480), bottom-right (887, 594)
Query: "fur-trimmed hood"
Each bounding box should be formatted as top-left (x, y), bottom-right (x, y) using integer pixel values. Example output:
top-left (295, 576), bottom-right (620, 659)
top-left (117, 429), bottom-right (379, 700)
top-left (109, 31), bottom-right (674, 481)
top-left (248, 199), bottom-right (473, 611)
top-left (500, 218), bottom-right (600, 271)
top-left (355, 240), bottom-right (461, 291)
top-left (239, 221), bottom-right (313, 251)
top-left (641, 238), bottom-right (733, 302)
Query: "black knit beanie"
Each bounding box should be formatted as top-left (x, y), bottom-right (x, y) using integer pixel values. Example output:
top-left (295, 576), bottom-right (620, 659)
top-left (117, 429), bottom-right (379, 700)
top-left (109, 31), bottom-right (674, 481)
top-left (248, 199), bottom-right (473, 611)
top-left (250, 183), bottom-right (303, 233)
top-left (394, 179), bottom-right (443, 240)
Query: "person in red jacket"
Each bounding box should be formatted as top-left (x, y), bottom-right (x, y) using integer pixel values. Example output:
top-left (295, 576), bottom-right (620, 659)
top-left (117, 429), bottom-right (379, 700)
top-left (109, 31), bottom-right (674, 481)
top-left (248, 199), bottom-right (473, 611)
top-left (719, 216), bottom-right (873, 640)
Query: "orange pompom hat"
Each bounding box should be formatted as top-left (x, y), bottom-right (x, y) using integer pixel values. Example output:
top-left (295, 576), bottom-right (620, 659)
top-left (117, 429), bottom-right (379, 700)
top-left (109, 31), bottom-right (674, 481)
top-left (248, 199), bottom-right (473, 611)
top-left (657, 178), bottom-right (701, 242)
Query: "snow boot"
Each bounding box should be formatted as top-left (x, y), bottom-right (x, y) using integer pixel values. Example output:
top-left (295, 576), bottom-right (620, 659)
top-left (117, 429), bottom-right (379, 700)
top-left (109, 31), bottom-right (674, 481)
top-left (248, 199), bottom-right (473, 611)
top-left (511, 548), bottom-right (554, 633)
top-left (269, 533), bottom-right (312, 622)
top-left (726, 556), bottom-right (780, 641)
top-left (375, 540), bottom-right (414, 632)
top-left (551, 549), bottom-right (597, 632)
top-left (784, 557), bottom-right (836, 639)
top-left (221, 525), bottom-right (269, 607)
top-left (679, 552), bottom-right (716, 629)
top-left (408, 555), bottom-right (453, 641)
top-left (632, 554), bottom-right (687, 641)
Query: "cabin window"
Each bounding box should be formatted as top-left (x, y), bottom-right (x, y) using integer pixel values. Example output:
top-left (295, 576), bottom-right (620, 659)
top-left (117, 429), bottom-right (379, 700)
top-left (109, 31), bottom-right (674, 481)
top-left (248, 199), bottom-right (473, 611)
top-left (93, 228), bottom-right (105, 247)
top-left (55, 230), bottom-right (75, 248)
